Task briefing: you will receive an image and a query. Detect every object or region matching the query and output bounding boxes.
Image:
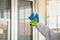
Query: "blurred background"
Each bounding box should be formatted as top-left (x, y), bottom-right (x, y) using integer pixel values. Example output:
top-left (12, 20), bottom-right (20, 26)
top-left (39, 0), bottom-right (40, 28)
top-left (0, 0), bottom-right (60, 40)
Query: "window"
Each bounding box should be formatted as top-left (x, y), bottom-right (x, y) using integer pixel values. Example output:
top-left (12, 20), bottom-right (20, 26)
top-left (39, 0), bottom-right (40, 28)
top-left (0, 0), bottom-right (11, 40)
top-left (18, 1), bottom-right (33, 40)
top-left (46, 0), bottom-right (60, 32)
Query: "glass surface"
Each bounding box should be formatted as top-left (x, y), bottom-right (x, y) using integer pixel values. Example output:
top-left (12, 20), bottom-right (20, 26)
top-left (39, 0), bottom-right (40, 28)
top-left (57, 0), bottom-right (60, 16)
top-left (18, 1), bottom-right (32, 40)
top-left (0, 21), bottom-right (8, 40)
top-left (47, 0), bottom-right (56, 16)
top-left (47, 0), bottom-right (58, 29)
top-left (0, 0), bottom-right (11, 40)
top-left (0, 9), bottom-right (10, 19)
top-left (47, 17), bottom-right (57, 28)
top-left (58, 16), bottom-right (60, 28)
top-left (47, 17), bottom-right (49, 26)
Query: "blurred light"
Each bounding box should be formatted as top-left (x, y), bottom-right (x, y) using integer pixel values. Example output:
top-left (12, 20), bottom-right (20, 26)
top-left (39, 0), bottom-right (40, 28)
top-left (0, 28), bottom-right (4, 34)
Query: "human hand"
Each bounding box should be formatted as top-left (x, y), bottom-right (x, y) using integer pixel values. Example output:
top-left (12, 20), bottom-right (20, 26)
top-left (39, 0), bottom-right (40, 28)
top-left (29, 13), bottom-right (39, 27)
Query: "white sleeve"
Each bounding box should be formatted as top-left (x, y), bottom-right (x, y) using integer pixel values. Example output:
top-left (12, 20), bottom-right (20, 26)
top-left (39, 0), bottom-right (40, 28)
top-left (36, 23), bottom-right (55, 38)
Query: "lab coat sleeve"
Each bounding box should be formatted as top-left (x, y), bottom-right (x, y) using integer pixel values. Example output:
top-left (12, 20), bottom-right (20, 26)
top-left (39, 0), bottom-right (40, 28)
top-left (36, 23), bottom-right (55, 38)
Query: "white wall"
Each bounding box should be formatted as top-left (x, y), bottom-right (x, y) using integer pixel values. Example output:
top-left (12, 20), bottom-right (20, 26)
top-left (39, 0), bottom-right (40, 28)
top-left (38, 0), bottom-right (45, 24)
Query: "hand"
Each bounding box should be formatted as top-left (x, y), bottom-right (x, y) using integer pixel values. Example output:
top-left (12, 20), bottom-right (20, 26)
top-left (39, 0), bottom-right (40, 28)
top-left (29, 13), bottom-right (39, 27)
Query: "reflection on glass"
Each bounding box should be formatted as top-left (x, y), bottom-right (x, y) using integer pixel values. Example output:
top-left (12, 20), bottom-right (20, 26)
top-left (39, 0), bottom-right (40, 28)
top-left (19, 8), bottom-right (24, 19)
top-left (0, 9), bottom-right (10, 19)
top-left (58, 16), bottom-right (60, 28)
top-left (0, 0), bottom-right (11, 40)
top-left (47, 17), bottom-right (49, 26)
top-left (0, 0), bottom-right (11, 19)
top-left (48, 17), bottom-right (57, 28)
top-left (47, 0), bottom-right (56, 16)
top-left (18, 1), bottom-right (32, 40)
top-left (0, 11), bottom-right (1, 18)
top-left (47, 0), bottom-right (60, 32)
top-left (0, 21), bottom-right (8, 40)
top-left (19, 20), bottom-right (32, 40)
top-left (47, 0), bottom-right (58, 29)
top-left (57, 0), bottom-right (60, 15)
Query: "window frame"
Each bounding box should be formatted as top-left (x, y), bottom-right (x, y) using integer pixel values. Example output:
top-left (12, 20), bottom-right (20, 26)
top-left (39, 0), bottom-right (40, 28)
top-left (45, 0), bottom-right (60, 32)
